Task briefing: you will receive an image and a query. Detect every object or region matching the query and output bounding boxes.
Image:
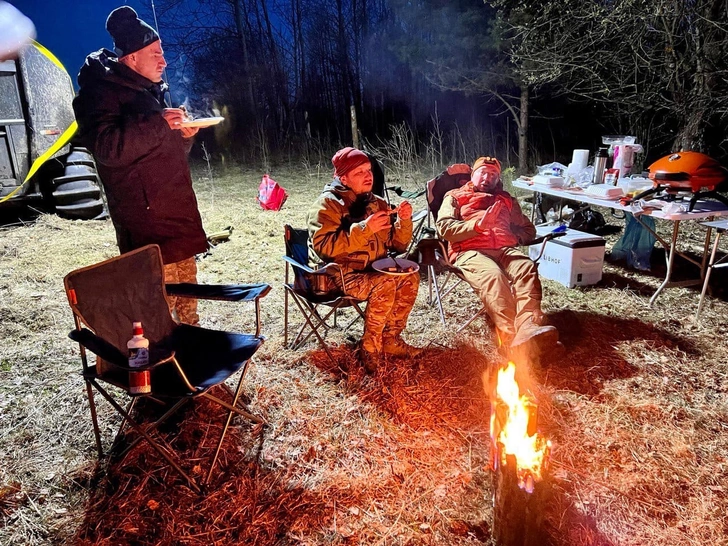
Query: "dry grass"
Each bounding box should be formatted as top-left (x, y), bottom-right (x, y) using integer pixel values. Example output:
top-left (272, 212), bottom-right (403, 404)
top-left (1, 163), bottom-right (727, 545)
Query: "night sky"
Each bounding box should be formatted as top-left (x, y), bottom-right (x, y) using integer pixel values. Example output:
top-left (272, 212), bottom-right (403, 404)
top-left (11, 0), bottom-right (149, 87)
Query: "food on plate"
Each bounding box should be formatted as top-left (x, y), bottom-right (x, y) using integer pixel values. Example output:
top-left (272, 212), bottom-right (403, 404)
top-left (384, 265), bottom-right (416, 273)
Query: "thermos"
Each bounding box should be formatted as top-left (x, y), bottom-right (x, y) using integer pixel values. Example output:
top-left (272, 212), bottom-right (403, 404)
top-left (593, 148), bottom-right (608, 185)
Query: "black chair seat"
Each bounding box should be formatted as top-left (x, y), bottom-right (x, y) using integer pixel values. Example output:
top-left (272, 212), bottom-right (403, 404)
top-left (151, 325), bottom-right (263, 396)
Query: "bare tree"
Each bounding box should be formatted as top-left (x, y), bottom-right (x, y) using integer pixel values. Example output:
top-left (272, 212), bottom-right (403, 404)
top-left (494, 0), bottom-right (728, 157)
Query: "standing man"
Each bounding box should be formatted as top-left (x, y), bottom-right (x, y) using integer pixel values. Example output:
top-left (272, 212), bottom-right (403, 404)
top-left (437, 156), bottom-right (559, 358)
top-left (308, 147), bottom-right (420, 373)
top-left (73, 6), bottom-right (208, 325)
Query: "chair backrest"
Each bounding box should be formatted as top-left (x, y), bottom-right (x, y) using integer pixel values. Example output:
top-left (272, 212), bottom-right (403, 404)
top-left (284, 224), bottom-right (314, 292)
top-left (367, 153), bottom-right (386, 198)
top-left (426, 163), bottom-right (472, 222)
top-left (64, 245), bottom-right (177, 353)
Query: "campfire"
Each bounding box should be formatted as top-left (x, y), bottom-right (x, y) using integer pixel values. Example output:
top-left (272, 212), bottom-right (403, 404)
top-left (489, 361), bottom-right (551, 546)
top-left (490, 361), bottom-right (550, 491)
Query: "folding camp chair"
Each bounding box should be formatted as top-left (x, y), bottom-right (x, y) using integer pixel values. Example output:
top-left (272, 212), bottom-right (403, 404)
top-left (64, 245), bottom-right (271, 493)
top-left (283, 225), bottom-right (366, 364)
top-left (414, 163), bottom-right (559, 331)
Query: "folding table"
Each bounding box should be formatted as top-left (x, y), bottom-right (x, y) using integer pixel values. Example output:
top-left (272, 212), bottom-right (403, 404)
top-left (695, 218), bottom-right (728, 321)
top-left (512, 179), bottom-right (728, 305)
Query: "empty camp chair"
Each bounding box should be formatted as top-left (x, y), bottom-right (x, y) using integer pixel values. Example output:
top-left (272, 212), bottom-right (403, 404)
top-left (283, 224), bottom-right (366, 364)
top-left (415, 163), bottom-right (559, 331)
top-left (64, 245), bottom-right (271, 493)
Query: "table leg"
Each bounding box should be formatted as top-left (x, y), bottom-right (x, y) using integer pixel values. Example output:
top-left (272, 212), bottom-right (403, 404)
top-left (649, 220), bottom-right (680, 306)
top-left (695, 230), bottom-right (723, 321)
top-left (700, 219), bottom-right (715, 279)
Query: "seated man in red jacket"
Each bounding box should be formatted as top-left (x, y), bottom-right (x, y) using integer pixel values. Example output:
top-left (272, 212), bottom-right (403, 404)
top-left (436, 156), bottom-right (559, 358)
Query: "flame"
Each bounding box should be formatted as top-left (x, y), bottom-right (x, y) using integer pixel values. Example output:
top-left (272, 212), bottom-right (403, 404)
top-left (490, 362), bottom-right (550, 492)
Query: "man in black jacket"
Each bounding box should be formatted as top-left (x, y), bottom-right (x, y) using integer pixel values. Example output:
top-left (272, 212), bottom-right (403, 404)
top-left (73, 6), bottom-right (208, 325)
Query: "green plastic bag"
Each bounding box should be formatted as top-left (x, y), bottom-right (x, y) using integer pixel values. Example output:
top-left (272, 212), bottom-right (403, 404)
top-left (610, 213), bottom-right (656, 271)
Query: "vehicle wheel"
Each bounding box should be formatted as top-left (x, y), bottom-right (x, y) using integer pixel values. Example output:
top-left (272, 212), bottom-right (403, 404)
top-left (65, 148), bottom-right (95, 166)
top-left (51, 148), bottom-right (107, 220)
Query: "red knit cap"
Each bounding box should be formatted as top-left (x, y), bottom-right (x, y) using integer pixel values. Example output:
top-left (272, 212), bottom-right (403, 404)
top-left (332, 147), bottom-right (370, 178)
top-left (472, 156), bottom-right (502, 175)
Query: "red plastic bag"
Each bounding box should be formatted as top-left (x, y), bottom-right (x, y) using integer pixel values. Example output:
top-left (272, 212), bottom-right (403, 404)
top-left (256, 174), bottom-right (288, 211)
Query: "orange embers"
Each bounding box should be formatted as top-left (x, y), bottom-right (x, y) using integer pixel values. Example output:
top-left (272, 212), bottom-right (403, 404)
top-left (489, 362), bottom-right (550, 493)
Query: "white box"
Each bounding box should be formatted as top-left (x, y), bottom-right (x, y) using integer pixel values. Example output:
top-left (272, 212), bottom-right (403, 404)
top-left (528, 226), bottom-right (605, 288)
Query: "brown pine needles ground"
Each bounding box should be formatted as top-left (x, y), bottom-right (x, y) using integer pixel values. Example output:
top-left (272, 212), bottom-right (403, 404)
top-left (1, 163), bottom-right (727, 545)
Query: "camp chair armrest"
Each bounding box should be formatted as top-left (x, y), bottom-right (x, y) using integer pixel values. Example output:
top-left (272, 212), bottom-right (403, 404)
top-left (282, 257), bottom-right (348, 288)
top-left (523, 231), bottom-right (566, 263)
top-left (282, 255), bottom-right (315, 274)
top-left (525, 231), bottom-right (566, 247)
top-left (314, 262), bottom-right (347, 288)
top-left (166, 282), bottom-right (272, 303)
top-left (68, 328), bottom-right (175, 371)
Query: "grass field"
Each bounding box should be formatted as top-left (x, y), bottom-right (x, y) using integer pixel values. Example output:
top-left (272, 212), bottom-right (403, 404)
top-left (1, 161), bottom-right (727, 545)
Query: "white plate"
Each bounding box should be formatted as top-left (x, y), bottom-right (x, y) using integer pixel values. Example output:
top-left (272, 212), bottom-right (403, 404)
top-left (372, 257), bottom-right (419, 276)
top-left (180, 116), bottom-right (225, 128)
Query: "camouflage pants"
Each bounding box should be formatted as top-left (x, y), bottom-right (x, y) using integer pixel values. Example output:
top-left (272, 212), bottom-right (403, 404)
top-left (342, 271), bottom-right (419, 354)
top-left (454, 248), bottom-right (542, 339)
top-left (163, 257), bottom-right (199, 325)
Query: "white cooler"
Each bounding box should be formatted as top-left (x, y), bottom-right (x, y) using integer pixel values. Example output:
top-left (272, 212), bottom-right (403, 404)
top-left (528, 226), bottom-right (605, 288)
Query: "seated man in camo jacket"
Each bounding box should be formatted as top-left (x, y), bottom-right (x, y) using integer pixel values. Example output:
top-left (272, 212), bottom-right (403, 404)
top-left (307, 147), bottom-right (421, 373)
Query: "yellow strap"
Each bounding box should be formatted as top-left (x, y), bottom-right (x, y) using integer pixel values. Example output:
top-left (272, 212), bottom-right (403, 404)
top-left (0, 42), bottom-right (78, 204)
top-left (30, 40), bottom-right (65, 71)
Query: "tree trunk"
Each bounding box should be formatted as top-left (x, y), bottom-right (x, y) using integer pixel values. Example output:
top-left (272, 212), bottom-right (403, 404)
top-left (232, 0), bottom-right (256, 122)
top-left (518, 86), bottom-right (529, 175)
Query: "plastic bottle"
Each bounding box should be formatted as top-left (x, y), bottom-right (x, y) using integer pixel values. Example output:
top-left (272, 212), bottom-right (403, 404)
top-left (127, 321), bottom-right (151, 395)
top-left (546, 208), bottom-right (558, 225)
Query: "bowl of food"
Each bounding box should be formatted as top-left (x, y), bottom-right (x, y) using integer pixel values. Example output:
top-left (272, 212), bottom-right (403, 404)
top-left (372, 257), bottom-right (419, 276)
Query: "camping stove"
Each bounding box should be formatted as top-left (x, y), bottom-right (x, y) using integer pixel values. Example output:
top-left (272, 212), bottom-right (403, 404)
top-left (629, 151), bottom-right (728, 211)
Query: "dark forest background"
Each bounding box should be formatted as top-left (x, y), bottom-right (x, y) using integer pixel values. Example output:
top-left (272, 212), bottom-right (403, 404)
top-left (149, 0), bottom-right (728, 173)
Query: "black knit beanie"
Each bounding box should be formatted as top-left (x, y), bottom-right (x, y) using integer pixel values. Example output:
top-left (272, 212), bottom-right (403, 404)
top-left (105, 6), bottom-right (159, 57)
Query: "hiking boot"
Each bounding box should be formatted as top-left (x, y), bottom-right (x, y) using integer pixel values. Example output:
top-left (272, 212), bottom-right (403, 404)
top-left (360, 349), bottom-right (381, 374)
top-left (382, 336), bottom-right (423, 358)
top-left (511, 318), bottom-right (559, 357)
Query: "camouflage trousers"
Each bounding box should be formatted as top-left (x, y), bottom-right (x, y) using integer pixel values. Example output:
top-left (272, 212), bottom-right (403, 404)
top-left (163, 257), bottom-right (199, 325)
top-left (342, 271), bottom-right (419, 354)
top-left (454, 248), bottom-right (542, 340)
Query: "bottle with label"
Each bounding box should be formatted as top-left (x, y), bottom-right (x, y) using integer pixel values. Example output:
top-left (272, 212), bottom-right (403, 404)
top-left (127, 321), bottom-right (151, 395)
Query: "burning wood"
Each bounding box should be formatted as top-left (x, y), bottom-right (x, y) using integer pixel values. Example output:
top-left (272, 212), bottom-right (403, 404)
top-left (490, 362), bottom-right (550, 491)
top-left (488, 361), bottom-right (552, 546)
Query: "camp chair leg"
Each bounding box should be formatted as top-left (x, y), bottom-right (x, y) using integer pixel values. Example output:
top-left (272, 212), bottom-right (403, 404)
top-left (109, 397), bottom-right (137, 454)
top-left (284, 282), bottom-right (290, 347)
top-left (343, 303), bottom-right (366, 331)
top-left (201, 391), bottom-right (265, 425)
top-left (456, 307), bottom-right (488, 334)
top-left (288, 294), bottom-right (335, 350)
top-left (112, 398), bottom-right (189, 461)
top-left (204, 363), bottom-right (258, 485)
top-left (91, 380), bottom-right (201, 493)
top-left (289, 294), bottom-right (340, 364)
top-left (84, 379), bottom-right (104, 458)
top-left (426, 264), bottom-right (446, 327)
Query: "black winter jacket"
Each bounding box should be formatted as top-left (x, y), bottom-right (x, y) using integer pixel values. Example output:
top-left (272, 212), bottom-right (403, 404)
top-left (73, 49), bottom-right (207, 264)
